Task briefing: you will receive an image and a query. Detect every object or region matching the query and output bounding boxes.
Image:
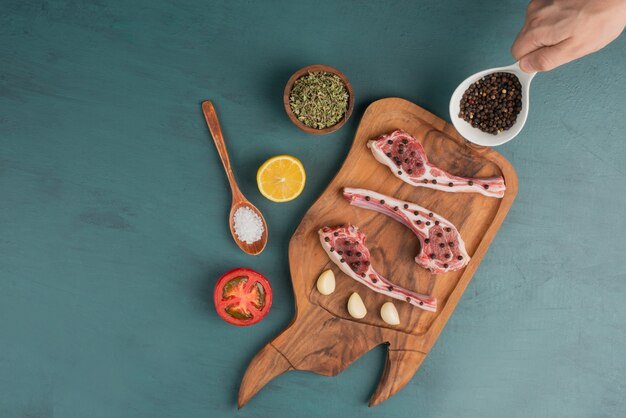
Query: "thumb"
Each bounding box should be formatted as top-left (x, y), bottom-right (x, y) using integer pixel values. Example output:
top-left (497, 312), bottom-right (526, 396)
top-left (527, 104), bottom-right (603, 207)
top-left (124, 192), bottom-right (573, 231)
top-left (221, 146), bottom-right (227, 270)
top-left (519, 39), bottom-right (575, 72)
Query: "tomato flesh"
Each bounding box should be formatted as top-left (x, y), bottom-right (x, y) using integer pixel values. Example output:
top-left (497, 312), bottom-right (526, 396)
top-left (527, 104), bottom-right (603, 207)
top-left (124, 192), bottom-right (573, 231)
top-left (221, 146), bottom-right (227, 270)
top-left (214, 268), bottom-right (272, 326)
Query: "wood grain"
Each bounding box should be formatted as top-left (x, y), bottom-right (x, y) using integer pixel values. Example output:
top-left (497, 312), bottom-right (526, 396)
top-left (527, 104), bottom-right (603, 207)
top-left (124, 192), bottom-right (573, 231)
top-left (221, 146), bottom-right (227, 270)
top-left (239, 97), bottom-right (517, 407)
top-left (283, 64), bottom-right (355, 135)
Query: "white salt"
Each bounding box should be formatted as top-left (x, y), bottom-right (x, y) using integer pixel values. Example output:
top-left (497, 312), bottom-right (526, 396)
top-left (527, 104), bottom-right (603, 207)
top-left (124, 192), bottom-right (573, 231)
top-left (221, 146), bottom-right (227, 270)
top-left (233, 207), bottom-right (264, 244)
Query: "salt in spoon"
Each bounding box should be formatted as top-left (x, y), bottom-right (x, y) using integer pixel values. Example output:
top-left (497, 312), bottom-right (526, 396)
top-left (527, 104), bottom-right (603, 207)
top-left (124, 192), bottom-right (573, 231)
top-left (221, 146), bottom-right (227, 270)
top-left (202, 100), bottom-right (268, 255)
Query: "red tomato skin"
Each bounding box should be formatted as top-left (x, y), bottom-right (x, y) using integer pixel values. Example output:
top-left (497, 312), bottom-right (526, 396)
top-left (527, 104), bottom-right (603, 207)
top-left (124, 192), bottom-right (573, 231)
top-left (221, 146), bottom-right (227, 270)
top-left (213, 268), bottom-right (272, 326)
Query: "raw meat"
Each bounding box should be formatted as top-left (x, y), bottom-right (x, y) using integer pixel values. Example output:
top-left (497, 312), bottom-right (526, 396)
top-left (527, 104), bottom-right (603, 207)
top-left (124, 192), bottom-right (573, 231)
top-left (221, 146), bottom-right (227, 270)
top-left (368, 129), bottom-right (506, 198)
top-left (343, 188), bottom-right (470, 274)
top-left (319, 225), bottom-right (437, 312)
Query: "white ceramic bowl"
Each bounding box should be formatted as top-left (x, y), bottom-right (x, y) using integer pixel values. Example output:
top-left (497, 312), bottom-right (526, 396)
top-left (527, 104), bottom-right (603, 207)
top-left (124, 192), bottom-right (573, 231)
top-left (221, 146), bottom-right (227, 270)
top-left (449, 62), bottom-right (536, 147)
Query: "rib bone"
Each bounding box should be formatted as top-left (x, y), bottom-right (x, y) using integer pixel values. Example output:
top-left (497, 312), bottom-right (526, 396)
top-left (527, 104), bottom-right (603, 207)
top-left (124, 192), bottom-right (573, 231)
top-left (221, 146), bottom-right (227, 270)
top-left (343, 187), bottom-right (470, 274)
top-left (368, 129), bottom-right (506, 198)
top-left (319, 225), bottom-right (437, 312)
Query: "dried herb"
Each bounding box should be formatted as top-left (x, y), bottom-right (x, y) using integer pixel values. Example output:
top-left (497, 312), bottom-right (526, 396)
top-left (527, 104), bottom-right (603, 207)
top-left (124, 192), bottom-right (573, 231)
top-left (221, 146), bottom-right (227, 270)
top-left (289, 71), bottom-right (349, 129)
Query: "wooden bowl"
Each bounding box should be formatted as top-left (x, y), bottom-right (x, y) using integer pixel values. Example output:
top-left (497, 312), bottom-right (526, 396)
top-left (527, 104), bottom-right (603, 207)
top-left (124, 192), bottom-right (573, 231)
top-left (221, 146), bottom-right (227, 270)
top-left (283, 64), bottom-right (354, 135)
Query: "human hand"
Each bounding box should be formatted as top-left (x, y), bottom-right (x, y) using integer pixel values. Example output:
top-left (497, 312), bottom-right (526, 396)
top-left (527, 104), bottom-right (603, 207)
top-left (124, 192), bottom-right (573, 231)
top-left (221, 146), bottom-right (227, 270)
top-left (512, 0), bottom-right (626, 72)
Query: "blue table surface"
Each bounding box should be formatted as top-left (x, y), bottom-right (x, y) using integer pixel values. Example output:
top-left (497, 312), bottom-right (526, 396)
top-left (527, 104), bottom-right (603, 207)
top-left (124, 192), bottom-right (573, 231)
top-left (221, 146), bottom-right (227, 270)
top-left (1, 1), bottom-right (625, 417)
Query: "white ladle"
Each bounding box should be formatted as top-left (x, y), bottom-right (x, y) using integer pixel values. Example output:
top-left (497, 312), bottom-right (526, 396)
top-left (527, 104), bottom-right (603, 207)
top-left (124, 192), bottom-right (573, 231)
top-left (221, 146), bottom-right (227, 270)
top-left (449, 62), bottom-right (536, 147)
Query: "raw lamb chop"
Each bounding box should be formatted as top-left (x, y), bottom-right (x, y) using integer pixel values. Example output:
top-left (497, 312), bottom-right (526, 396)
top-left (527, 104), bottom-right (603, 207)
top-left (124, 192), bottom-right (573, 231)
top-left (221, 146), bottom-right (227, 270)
top-left (368, 129), bottom-right (506, 198)
top-left (343, 188), bottom-right (470, 274)
top-left (319, 225), bottom-right (437, 312)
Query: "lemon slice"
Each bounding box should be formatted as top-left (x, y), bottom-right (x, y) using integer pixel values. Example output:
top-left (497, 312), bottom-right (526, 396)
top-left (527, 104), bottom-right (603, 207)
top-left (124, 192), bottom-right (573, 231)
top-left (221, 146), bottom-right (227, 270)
top-left (257, 155), bottom-right (306, 202)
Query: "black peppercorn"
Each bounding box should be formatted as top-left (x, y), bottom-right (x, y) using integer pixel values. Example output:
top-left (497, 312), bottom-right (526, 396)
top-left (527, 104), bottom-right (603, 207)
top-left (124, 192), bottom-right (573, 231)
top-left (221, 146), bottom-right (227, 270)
top-left (459, 72), bottom-right (522, 135)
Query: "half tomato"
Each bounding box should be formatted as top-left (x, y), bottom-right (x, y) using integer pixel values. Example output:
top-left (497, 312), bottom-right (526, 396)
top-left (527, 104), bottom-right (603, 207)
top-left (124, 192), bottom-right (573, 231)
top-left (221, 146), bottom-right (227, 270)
top-left (214, 268), bottom-right (272, 326)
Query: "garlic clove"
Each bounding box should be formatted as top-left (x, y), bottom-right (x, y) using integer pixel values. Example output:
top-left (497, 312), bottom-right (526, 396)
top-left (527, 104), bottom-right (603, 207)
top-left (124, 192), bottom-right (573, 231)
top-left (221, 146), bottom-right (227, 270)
top-left (347, 292), bottom-right (367, 319)
top-left (316, 269), bottom-right (336, 295)
top-left (380, 302), bottom-right (400, 325)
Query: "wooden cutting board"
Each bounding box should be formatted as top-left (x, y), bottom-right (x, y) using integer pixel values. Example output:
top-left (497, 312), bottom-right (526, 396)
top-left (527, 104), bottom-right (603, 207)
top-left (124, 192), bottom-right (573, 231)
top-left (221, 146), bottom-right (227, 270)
top-left (239, 98), bottom-right (517, 407)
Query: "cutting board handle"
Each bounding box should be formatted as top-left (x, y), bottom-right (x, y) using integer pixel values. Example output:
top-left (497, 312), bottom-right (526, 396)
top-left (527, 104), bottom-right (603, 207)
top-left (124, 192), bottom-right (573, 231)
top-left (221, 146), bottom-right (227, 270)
top-left (238, 303), bottom-right (426, 408)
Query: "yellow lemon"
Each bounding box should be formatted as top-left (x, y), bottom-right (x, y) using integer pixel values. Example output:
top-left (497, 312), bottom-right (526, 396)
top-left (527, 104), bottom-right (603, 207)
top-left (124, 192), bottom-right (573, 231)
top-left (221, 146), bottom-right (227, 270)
top-left (256, 155), bottom-right (306, 202)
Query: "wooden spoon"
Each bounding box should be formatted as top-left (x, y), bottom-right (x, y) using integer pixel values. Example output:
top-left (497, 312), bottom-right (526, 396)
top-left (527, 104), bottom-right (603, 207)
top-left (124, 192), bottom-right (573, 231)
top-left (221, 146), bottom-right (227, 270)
top-left (201, 100), bottom-right (268, 255)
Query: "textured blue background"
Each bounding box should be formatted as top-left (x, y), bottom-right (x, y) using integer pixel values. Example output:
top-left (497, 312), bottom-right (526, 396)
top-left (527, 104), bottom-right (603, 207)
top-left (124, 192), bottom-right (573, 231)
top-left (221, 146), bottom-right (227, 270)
top-left (1, 1), bottom-right (625, 417)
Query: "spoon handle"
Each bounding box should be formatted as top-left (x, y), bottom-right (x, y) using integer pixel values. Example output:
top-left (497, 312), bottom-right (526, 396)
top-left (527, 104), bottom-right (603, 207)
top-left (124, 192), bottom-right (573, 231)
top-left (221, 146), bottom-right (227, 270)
top-left (202, 101), bottom-right (242, 198)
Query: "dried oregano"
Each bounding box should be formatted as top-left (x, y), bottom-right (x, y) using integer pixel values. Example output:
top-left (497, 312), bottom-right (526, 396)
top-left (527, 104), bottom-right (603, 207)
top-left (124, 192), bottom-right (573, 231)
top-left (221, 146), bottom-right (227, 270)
top-left (289, 71), bottom-right (349, 129)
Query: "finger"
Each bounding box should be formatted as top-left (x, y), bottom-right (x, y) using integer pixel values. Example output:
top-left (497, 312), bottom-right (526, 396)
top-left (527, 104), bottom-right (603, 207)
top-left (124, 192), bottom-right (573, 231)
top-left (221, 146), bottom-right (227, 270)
top-left (518, 38), bottom-right (576, 72)
top-left (511, 20), bottom-right (571, 61)
top-left (526, 0), bottom-right (540, 14)
top-left (511, 26), bottom-right (546, 60)
top-left (511, 1), bottom-right (544, 59)
top-left (512, 28), bottom-right (537, 60)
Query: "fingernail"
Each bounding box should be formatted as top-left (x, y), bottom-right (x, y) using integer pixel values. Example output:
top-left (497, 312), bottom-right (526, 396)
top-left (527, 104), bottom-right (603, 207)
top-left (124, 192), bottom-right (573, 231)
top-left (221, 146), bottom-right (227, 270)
top-left (519, 59), bottom-right (534, 73)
